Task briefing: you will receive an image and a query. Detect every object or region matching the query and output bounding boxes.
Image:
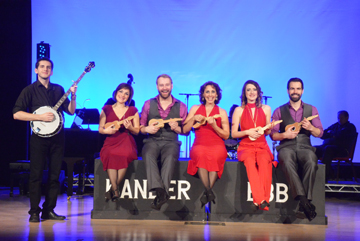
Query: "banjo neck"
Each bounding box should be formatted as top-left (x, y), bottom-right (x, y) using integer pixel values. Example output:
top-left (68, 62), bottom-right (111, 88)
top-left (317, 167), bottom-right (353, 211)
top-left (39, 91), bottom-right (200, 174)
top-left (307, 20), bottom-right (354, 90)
top-left (53, 71), bottom-right (87, 111)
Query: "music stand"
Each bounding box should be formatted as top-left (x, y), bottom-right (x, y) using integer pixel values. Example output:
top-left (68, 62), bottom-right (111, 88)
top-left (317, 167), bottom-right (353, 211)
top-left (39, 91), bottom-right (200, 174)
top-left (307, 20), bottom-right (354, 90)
top-left (71, 108), bottom-right (100, 129)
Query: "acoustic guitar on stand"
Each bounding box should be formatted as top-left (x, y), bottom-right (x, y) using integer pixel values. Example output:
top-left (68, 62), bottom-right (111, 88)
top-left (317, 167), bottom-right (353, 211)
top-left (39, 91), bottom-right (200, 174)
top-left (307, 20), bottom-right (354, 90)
top-left (148, 118), bottom-right (183, 128)
top-left (285, 115), bottom-right (319, 132)
top-left (104, 115), bottom-right (136, 130)
top-left (192, 114), bottom-right (222, 129)
top-left (249, 120), bottom-right (283, 141)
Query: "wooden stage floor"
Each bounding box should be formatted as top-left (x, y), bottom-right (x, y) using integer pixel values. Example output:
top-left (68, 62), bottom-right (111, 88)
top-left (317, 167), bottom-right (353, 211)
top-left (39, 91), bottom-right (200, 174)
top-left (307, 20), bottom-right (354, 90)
top-left (0, 188), bottom-right (359, 241)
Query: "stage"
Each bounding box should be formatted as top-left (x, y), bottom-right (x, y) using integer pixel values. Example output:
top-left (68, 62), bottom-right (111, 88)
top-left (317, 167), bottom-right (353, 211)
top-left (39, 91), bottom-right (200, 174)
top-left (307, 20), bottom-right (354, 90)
top-left (0, 188), bottom-right (359, 241)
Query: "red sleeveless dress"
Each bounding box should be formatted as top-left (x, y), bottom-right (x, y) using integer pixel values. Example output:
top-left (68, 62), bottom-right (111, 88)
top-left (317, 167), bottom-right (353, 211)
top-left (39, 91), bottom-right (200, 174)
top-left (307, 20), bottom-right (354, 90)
top-left (187, 105), bottom-right (227, 178)
top-left (237, 103), bottom-right (275, 209)
top-left (100, 105), bottom-right (138, 171)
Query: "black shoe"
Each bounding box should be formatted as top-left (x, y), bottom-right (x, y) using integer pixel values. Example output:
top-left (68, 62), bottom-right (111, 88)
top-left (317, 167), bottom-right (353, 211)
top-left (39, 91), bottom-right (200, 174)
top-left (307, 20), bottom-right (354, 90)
top-left (41, 211), bottom-right (66, 220)
top-left (111, 189), bottom-right (120, 202)
top-left (260, 200), bottom-right (270, 209)
top-left (151, 188), bottom-right (169, 210)
top-left (207, 189), bottom-right (216, 204)
top-left (151, 196), bottom-right (161, 210)
top-left (200, 190), bottom-right (208, 208)
top-left (29, 213), bottom-right (40, 223)
top-left (251, 203), bottom-right (259, 212)
top-left (295, 205), bottom-right (306, 219)
top-left (105, 190), bottom-right (112, 201)
top-left (297, 202), bottom-right (317, 221)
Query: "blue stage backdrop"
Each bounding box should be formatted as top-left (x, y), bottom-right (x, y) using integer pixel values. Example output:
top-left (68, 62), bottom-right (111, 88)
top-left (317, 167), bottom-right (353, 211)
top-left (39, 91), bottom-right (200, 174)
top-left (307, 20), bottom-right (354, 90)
top-left (32, 1), bottom-right (360, 161)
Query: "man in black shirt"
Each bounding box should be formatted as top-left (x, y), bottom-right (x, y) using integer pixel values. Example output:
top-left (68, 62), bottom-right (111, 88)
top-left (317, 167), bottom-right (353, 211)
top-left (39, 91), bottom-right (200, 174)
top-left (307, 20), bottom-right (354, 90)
top-left (315, 110), bottom-right (357, 182)
top-left (13, 58), bottom-right (77, 222)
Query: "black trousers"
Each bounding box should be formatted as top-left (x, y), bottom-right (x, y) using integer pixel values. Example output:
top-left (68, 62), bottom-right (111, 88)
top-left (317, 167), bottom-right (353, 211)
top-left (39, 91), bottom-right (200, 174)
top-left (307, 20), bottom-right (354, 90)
top-left (28, 132), bottom-right (64, 215)
top-left (142, 138), bottom-right (181, 193)
top-left (277, 145), bottom-right (318, 201)
top-left (315, 144), bottom-right (348, 181)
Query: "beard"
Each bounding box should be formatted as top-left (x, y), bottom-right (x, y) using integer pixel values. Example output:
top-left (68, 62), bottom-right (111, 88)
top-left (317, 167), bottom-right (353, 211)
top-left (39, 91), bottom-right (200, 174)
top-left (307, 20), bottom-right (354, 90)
top-left (159, 90), bottom-right (171, 99)
top-left (289, 93), bottom-right (301, 102)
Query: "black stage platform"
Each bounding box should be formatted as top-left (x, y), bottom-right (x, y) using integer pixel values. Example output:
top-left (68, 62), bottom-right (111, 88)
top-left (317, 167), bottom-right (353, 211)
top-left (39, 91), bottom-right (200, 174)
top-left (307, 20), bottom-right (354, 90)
top-left (91, 158), bottom-right (327, 225)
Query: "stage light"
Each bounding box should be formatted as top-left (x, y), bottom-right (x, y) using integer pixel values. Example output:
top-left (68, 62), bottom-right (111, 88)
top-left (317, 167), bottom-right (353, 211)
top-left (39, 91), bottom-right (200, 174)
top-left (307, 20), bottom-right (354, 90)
top-left (36, 41), bottom-right (50, 59)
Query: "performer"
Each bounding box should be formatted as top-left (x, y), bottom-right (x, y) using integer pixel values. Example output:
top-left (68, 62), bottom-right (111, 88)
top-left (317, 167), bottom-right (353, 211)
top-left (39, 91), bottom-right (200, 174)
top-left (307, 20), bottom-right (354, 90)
top-left (231, 80), bottom-right (275, 211)
top-left (140, 74), bottom-right (187, 210)
top-left (99, 83), bottom-right (140, 202)
top-left (13, 58), bottom-right (77, 222)
top-left (315, 110), bottom-right (357, 182)
top-left (183, 81), bottom-right (229, 207)
top-left (270, 77), bottom-right (323, 221)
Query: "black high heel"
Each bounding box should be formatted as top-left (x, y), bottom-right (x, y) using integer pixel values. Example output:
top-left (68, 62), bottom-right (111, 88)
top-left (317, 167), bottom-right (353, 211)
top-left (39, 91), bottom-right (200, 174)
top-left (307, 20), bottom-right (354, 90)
top-left (104, 190), bottom-right (112, 201)
top-left (251, 203), bottom-right (259, 211)
top-left (200, 190), bottom-right (208, 208)
top-left (207, 189), bottom-right (216, 204)
top-left (111, 189), bottom-right (120, 202)
top-left (260, 200), bottom-right (270, 209)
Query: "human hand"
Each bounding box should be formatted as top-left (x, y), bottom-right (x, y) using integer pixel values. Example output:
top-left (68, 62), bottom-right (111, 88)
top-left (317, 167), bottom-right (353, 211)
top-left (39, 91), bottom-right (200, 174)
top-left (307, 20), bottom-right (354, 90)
top-left (123, 119), bottom-right (133, 129)
top-left (168, 121), bottom-right (179, 131)
top-left (193, 115), bottom-right (205, 123)
top-left (104, 124), bottom-right (117, 135)
top-left (146, 122), bottom-right (160, 134)
top-left (41, 112), bottom-right (55, 122)
top-left (301, 117), bottom-right (314, 131)
top-left (207, 116), bottom-right (216, 127)
top-left (284, 127), bottom-right (299, 139)
top-left (70, 81), bottom-right (78, 95)
top-left (247, 128), bottom-right (262, 140)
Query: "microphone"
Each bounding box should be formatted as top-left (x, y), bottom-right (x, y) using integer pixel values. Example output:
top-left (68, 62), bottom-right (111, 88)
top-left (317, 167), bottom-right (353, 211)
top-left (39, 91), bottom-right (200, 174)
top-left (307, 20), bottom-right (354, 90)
top-left (83, 99), bottom-right (90, 108)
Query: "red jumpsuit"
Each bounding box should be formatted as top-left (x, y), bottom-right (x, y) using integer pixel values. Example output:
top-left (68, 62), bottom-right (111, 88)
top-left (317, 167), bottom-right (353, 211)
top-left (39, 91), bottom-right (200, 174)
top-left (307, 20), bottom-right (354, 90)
top-left (237, 103), bottom-right (276, 210)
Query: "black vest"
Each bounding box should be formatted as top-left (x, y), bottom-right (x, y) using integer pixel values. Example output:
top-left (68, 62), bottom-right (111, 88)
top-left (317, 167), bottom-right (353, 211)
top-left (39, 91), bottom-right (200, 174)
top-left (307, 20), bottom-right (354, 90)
top-left (147, 98), bottom-right (181, 141)
top-left (276, 102), bottom-right (314, 151)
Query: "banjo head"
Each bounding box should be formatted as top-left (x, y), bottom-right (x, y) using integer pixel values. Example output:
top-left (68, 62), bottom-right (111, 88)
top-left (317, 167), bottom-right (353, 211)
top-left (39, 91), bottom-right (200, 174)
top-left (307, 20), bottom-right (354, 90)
top-left (30, 106), bottom-right (63, 137)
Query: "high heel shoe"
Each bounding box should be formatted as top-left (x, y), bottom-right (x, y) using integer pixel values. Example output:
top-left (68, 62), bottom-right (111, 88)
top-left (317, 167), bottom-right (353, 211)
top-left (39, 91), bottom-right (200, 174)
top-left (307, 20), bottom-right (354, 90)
top-left (200, 190), bottom-right (208, 208)
top-left (260, 200), bottom-right (270, 209)
top-left (207, 189), bottom-right (216, 204)
top-left (111, 189), bottom-right (120, 202)
top-left (251, 203), bottom-right (259, 211)
top-left (104, 190), bottom-right (112, 201)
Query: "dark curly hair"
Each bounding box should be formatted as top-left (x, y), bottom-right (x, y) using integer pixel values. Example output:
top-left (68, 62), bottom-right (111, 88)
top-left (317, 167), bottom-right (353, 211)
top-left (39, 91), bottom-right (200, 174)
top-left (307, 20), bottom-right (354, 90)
top-left (112, 83), bottom-right (134, 106)
top-left (199, 81), bottom-right (222, 105)
top-left (240, 80), bottom-right (263, 107)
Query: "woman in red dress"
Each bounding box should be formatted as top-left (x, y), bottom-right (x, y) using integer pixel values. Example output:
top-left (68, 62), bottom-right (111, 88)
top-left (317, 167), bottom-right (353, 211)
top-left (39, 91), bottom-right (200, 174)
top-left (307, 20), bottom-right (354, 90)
top-left (231, 80), bottom-right (276, 211)
top-left (183, 81), bottom-right (229, 207)
top-left (99, 83), bottom-right (140, 202)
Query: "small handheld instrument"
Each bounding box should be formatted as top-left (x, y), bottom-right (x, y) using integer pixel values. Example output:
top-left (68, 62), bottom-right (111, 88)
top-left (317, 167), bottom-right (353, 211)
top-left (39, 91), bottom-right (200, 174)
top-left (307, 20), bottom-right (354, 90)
top-left (104, 115), bottom-right (136, 130)
top-left (285, 115), bottom-right (319, 132)
top-left (192, 114), bottom-right (222, 129)
top-left (249, 120), bottom-right (283, 141)
top-left (148, 118), bottom-right (183, 128)
top-left (30, 62), bottom-right (95, 137)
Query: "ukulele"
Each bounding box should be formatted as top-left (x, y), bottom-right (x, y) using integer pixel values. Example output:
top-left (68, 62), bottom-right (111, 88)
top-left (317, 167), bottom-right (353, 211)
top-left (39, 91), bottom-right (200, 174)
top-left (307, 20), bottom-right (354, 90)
top-left (285, 115), bottom-right (319, 132)
top-left (148, 118), bottom-right (183, 128)
top-left (192, 114), bottom-right (222, 129)
top-left (248, 120), bottom-right (283, 141)
top-left (104, 115), bottom-right (136, 130)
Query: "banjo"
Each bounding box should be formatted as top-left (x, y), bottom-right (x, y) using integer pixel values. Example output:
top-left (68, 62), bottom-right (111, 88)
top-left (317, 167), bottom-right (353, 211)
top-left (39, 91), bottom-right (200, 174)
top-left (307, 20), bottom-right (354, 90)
top-left (30, 62), bottom-right (95, 137)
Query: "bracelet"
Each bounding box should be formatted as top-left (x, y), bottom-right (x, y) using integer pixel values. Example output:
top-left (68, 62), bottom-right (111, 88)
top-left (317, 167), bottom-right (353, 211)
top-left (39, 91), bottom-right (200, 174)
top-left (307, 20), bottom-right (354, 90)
top-left (71, 95), bottom-right (76, 100)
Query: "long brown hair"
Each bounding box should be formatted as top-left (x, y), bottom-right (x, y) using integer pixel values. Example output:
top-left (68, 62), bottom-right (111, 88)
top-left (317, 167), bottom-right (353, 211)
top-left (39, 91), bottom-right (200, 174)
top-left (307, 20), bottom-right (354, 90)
top-left (240, 80), bottom-right (263, 107)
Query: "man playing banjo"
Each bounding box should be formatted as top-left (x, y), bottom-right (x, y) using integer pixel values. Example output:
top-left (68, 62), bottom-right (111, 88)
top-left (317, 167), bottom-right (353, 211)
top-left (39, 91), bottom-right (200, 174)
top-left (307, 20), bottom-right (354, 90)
top-left (13, 58), bottom-right (77, 222)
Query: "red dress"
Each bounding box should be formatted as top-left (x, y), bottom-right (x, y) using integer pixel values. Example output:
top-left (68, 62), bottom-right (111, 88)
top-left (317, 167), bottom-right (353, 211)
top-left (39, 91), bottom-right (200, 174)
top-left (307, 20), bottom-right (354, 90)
top-left (187, 105), bottom-right (227, 178)
top-left (237, 103), bottom-right (275, 209)
top-left (100, 105), bottom-right (138, 171)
